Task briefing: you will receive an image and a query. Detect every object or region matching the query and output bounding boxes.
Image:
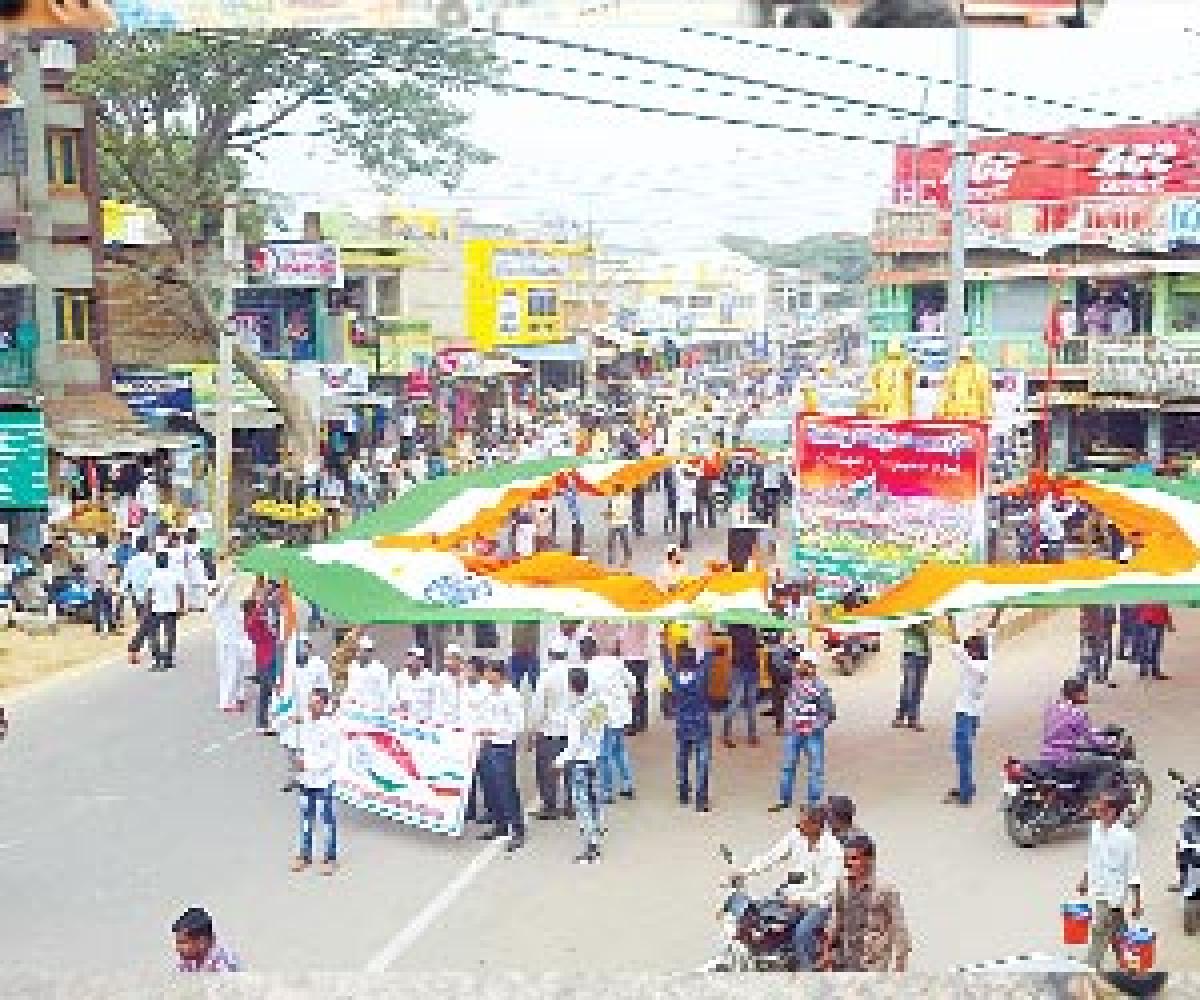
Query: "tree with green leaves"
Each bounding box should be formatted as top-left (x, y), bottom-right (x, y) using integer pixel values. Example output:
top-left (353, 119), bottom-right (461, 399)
top-left (73, 30), bottom-right (500, 461)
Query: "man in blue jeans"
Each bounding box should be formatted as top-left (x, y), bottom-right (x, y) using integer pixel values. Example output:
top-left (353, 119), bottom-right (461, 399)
top-left (944, 608), bottom-right (1002, 807)
top-left (663, 631), bottom-right (713, 812)
top-left (770, 650), bottom-right (836, 812)
top-left (722, 623), bottom-right (760, 749)
top-left (290, 688), bottom-right (338, 876)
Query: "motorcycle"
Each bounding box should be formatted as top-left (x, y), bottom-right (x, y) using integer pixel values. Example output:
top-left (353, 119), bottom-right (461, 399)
top-left (699, 843), bottom-right (814, 973)
top-left (1001, 724), bottom-right (1152, 848)
top-left (1167, 768), bottom-right (1200, 936)
top-left (823, 628), bottom-right (880, 676)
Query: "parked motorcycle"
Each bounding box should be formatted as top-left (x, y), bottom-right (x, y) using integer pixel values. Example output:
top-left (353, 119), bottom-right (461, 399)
top-left (698, 843), bottom-right (812, 973)
top-left (1001, 724), bottom-right (1152, 848)
top-left (1167, 768), bottom-right (1200, 936)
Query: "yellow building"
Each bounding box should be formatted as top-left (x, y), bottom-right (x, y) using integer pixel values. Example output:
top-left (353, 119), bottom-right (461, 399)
top-left (464, 238), bottom-right (592, 353)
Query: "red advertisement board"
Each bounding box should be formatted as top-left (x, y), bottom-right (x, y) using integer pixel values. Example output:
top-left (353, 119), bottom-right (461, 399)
top-left (893, 124), bottom-right (1200, 207)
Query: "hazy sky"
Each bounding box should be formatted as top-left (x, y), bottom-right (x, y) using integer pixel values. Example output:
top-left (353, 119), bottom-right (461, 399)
top-left (255, 9), bottom-right (1200, 252)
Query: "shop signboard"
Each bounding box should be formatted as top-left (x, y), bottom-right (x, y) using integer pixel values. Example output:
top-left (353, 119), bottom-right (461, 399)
top-left (792, 415), bottom-right (988, 601)
top-left (248, 241), bottom-right (341, 286)
top-left (406, 369), bottom-right (433, 401)
top-left (895, 124), bottom-right (1200, 207)
top-left (291, 362), bottom-right (369, 397)
top-left (175, 360), bottom-right (290, 409)
top-left (0, 409), bottom-right (49, 508)
top-left (112, 367), bottom-right (194, 419)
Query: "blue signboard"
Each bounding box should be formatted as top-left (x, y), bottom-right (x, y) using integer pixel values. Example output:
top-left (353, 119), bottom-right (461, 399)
top-left (112, 367), bottom-right (193, 419)
top-left (1167, 199), bottom-right (1200, 247)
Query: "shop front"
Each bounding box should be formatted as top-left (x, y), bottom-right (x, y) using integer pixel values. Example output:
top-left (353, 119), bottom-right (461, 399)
top-left (1066, 404), bottom-right (1154, 471)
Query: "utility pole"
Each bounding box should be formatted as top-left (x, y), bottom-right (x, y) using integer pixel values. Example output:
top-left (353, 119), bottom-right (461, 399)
top-left (214, 195), bottom-right (238, 560)
top-left (585, 207), bottom-right (598, 402)
top-left (946, 12), bottom-right (970, 358)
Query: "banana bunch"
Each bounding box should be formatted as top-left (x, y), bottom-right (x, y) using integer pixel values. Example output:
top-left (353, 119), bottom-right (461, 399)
top-left (251, 498), bottom-right (327, 522)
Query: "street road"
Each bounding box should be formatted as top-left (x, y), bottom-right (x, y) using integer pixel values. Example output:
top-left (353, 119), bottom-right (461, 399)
top-left (3, 484), bottom-right (1199, 973)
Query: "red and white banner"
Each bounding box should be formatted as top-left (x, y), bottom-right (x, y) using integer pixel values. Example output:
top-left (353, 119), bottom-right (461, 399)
top-left (894, 124), bottom-right (1200, 207)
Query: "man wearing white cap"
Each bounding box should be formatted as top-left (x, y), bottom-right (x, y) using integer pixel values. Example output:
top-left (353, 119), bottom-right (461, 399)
top-left (433, 645), bottom-right (469, 725)
top-left (529, 636), bottom-right (574, 820)
top-left (390, 646), bottom-right (436, 721)
top-left (344, 635), bottom-right (390, 715)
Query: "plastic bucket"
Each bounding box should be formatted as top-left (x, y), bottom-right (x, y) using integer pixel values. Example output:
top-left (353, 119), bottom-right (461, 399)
top-left (1062, 902), bottom-right (1092, 945)
top-left (1118, 926), bottom-right (1156, 972)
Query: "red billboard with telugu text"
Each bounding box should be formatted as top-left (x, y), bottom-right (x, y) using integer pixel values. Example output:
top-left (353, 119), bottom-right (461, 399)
top-left (894, 124), bottom-right (1200, 207)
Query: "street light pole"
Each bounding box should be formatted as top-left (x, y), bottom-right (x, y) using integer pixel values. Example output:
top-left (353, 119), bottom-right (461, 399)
top-left (946, 13), bottom-right (970, 357)
top-left (214, 196), bottom-right (237, 560)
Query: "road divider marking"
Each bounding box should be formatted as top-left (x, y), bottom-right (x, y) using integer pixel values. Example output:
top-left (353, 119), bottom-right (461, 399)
top-left (364, 838), bottom-right (505, 974)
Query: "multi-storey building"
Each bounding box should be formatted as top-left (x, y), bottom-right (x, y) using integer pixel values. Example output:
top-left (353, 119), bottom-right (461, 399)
top-left (869, 120), bottom-right (1200, 472)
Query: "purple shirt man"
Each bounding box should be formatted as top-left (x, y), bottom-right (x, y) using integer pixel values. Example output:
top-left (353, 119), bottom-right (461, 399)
top-left (1040, 697), bottom-right (1104, 765)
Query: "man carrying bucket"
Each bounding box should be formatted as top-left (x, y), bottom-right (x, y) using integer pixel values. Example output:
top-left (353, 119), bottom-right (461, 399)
top-left (1076, 790), bottom-right (1143, 970)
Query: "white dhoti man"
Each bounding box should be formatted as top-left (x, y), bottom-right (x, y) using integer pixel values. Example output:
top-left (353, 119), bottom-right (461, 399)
top-left (211, 576), bottom-right (248, 711)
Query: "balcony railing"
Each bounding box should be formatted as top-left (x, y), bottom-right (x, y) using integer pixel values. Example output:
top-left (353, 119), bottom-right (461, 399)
top-left (0, 345), bottom-right (35, 389)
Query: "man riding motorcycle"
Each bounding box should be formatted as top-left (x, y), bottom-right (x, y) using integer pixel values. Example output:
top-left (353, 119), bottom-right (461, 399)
top-left (735, 803), bottom-right (843, 971)
top-left (1040, 677), bottom-right (1119, 794)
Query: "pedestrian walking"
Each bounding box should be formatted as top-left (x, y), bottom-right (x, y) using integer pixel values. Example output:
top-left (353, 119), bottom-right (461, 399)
top-left (211, 574), bottom-right (249, 713)
top-left (761, 456), bottom-right (785, 528)
top-left (617, 620), bottom-right (651, 735)
top-left (85, 533), bottom-right (116, 634)
top-left (554, 666), bottom-right (609, 864)
top-left (770, 649), bottom-right (836, 812)
top-left (562, 479), bottom-right (585, 556)
top-left (475, 658), bottom-right (527, 851)
top-left (943, 608), bottom-right (1002, 807)
top-left (1134, 603), bottom-right (1173, 680)
top-left (144, 550), bottom-right (185, 672)
top-left (582, 635), bottom-right (636, 804)
top-left (677, 466), bottom-right (698, 550)
top-left (183, 526), bottom-right (209, 612)
top-left (463, 656), bottom-right (493, 827)
top-left (662, 627), bottom-right (713, 812)
top-left (605, 485), bottom-right (634, 567)
top-left (1076, 789), bottom-right (1143, 970)
top-left (1078, 604), bottom-right (1117, 688)
top-left (893, 621), bottom-right (931, 730)
top-left (530, 638), bottom-right (574, 821)
top-left (509, 620), bottom-right (540, 693)
top-left (821, 833), bottom-right (911, 972)
top-left (280, 633), bottom-right (332, 792)
top-left (722, 623), bottom-right (760, 748)
top-left (172, 907), bottom-right (241, 972)
top-left (244, 594), bottom-right (278, 732)
top-left (122, 536), bottom-right (156, 664)
top-left (290, 688), bottom-right (339, 876)
top-left (662, 459), bottom-right (679, 536)
top-left (631, 481), bottom-right (647, 538)
top-left (1117, 603), bottom-right (1139, 663)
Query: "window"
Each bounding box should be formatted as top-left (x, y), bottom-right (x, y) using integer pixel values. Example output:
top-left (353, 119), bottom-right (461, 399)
top-left (527, 287), bottom-right (558, 318)
top-left (687, 295), bottom-right (714, 309)
top-left (0, 109), bottom-right (28, 176)
top-left (54, 290), bottom-right (90, 343)
top-left (659, 295), bottom-right (682, 307)
top-left (0, 230), bottom-right (17, 262)
top-left (46, 130), bottom-right (82, 189)
top-left (39, 40), bottom-right (78, 72)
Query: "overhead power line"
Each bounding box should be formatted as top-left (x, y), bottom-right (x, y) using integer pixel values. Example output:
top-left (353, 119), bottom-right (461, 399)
top-left (678, 27), bottom-right (1173, 127)
top-left (471, 28), bottom-right (1200, 173)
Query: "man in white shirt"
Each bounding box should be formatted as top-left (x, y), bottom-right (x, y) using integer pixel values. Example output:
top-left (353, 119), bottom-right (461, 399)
top-left (1077, 790), bottom-right (1143, 969)
top-left (122, 537), bottom-right (157, 665)
top-left (290, 688), bottom-right (339, 876)
top-left (344, 636), bottom-right (390, 715)
top-left (136, 475), bottom-right (160, 543)
top-left (432, 646), bottom-right (469, 726)
top-left (390, 645), bottom-right (436, 721)
top-left (281, 633), bottom-right (332, 792)
top-left (944, 608), bottom-right (1002, 806)
top-left (1038, 493), bottom-right (1074, 564)
top-left (144, 550), bottom-right (185, 672)
top-left (580, 635), bottom-right (637, 804)
top-left (475, 658), bottom-right (527, 851)
top-left (738, 803), bottom-right (844, 970)
top-left (606, 485), bottom-right (633, 567)
top-left (554, 666), bottom-right (609, 865)
top-left (530, 638), bottom-right (574, 821)
top-left (321, 473), bottom-right (346, 533)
